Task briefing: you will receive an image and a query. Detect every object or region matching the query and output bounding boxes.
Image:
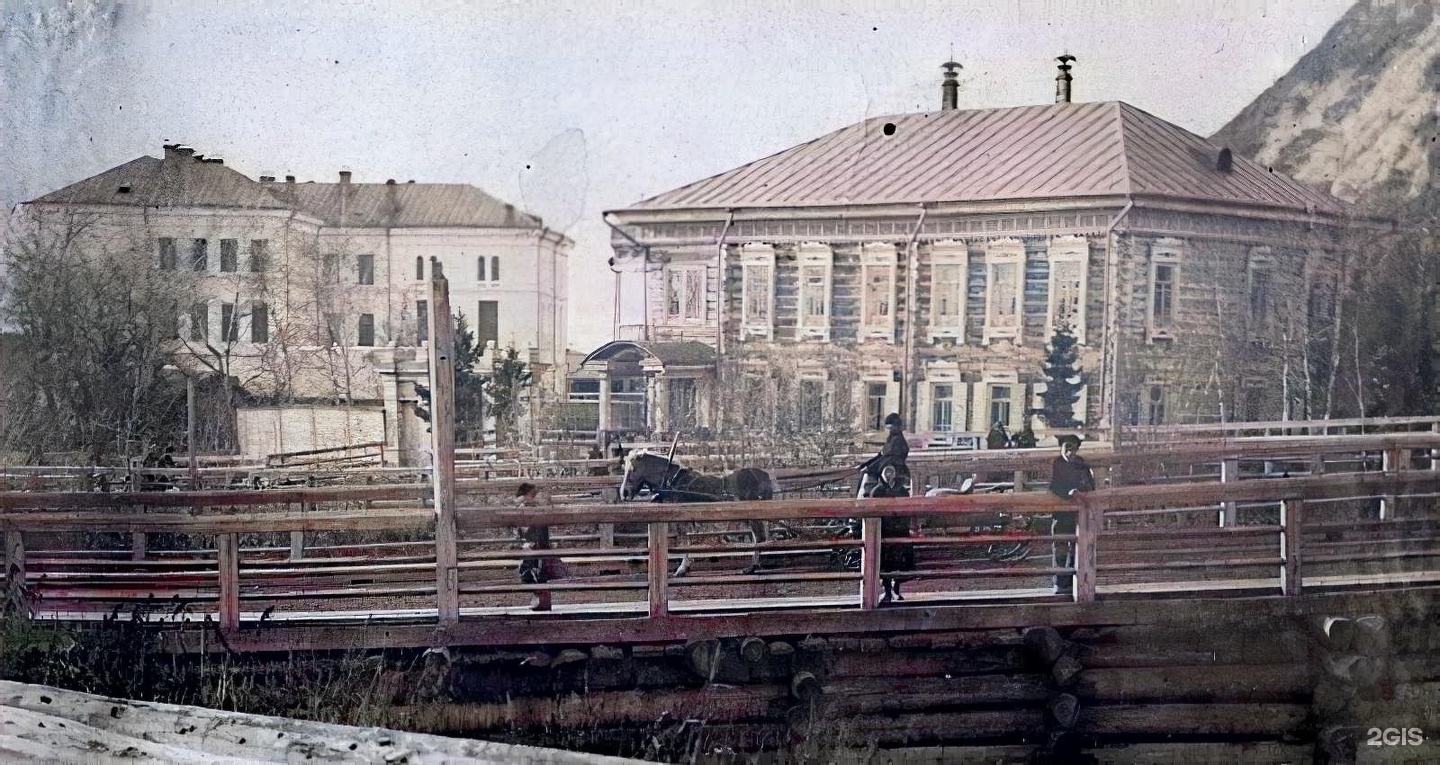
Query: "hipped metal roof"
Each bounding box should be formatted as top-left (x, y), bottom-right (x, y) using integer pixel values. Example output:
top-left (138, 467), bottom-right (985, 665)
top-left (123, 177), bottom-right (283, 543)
top-left (619, 101), bottom-right (1345, 217)
top-left (28, 155), bottom-right (544, 229)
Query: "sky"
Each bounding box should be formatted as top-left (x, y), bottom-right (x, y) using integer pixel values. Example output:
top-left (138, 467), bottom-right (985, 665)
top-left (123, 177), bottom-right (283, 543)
top-left (1, 0), bottom-right (1355, 352)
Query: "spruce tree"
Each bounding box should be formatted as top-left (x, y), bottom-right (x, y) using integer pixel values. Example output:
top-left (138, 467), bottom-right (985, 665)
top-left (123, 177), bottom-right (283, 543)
top-left (1040, 319), bottom-right (1085, 429)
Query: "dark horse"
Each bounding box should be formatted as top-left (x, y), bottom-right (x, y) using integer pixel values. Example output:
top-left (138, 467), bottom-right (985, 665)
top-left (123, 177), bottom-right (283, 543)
top-left (619, 450), bottom-right (777, 575)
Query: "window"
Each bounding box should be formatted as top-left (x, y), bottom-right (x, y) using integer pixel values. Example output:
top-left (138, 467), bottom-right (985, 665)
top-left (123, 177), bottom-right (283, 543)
top-left (190, 239), bottom-right (208, 271)
top-left (866, 383), bottom-right (888, 430)
top-left (797, 242), bottom-right (832, 340)
top-left (1047, 235), bottom-right (1088, 343)
top-left (931, 384), bottom-right (955, 432)
top-left (1148, 239), bottom-right (1183, 341)
top-left (248, 240), bottom-right (269, 272)
top-left (220, 303), bottom-right (238, 343)
top-left (357, 253), bottom-right (375, 285)
top-left (477, 256), bottom-right (486, 282)
top-left (416, 300), bottom-right (429, 343)
top-left (860, 242), bottom-right (897, 340)
top-left (477, 300), bottom-right (499, 351)
top-left (928, 240), bottom-right (968, 341)
top-left (668, 378), bottom-right (698, 430)
top-left (1145, 384), bottom-right (1166, 426)
top-left (740, 244), bottom-right (775, 339)
top-left (983, 239), bottom-right (1024, 344)
top-left (988, 385), bottom-right (1013, 429)
top-left (357, 313), bottom-right (375, 346)
top-left (189, 303), bottom-right (208, 342)
top-left (250, 302), bottom-right (269, 343)
top-left (158, 238), bottom-right (177, 270)
top-left (490, 256), bottom-right (500, 283)
top-left (416, 256), bottom-right (424, 281)
top-left (798, 378), bottom-right (825, 430)
top-left (665, 265), bottom-right (705, 322)
top-left (219, 239), bottom-right (238, 272)
top-left (1247, 248), bottom-right (1274, 338)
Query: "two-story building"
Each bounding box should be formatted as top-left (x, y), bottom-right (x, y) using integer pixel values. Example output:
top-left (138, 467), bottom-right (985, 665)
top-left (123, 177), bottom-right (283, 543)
top-left (14, 145), bottom-right (570, 461)
top-left (590, 61), bottom-right (1356, 446)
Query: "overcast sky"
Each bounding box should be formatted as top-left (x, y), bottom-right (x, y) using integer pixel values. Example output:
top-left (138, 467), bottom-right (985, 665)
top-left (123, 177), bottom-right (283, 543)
top-left (2, 0), bottom-right (1354, 352)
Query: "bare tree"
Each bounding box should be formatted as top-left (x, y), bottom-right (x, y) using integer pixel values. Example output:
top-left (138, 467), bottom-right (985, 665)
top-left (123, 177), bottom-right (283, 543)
top-left (0, 208), bottom-right (186, 463)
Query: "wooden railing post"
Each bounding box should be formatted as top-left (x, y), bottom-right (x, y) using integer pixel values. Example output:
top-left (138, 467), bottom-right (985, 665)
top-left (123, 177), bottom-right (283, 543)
top-left (1380, 447), bottom-right (1404, 520)
top-left (1219, 458), bottom-right (1239, 527)
top-left (131, 532), bottom-right (146, 561)
top-left (1013, 469), bottom-right (1027, 493)
top-left (1074, 505), bottom-right (1097, 602)
top-left (217, 532), bottom-right (240, 633)
top-left (428, 259), bottom-right (460, 628)
top-left (647, 522), bottom-right (669, 618)
top-left (1281, 498), bottom-right (1302, 597)
top-left (860, 517), bottom-right (881, 610)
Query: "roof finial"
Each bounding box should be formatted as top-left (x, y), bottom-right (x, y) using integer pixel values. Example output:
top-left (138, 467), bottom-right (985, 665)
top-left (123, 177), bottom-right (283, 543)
top-left (941, 58), bottom-right (963, 111)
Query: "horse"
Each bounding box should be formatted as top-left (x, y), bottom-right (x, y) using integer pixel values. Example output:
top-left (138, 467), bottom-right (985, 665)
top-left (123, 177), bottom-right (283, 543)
top-left (619, 449), bottom-right (777, 575)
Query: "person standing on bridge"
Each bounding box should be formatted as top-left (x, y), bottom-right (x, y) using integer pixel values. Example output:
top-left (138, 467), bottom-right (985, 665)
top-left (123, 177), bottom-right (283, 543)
top-left (515, 482), bottom-right (554, 611)
top-left (869, 464), bottom-right (915, 603)
top-left (1049, 434), bottom-right (1095, 595)
top-left (860, 413), bottom-right (911, 497)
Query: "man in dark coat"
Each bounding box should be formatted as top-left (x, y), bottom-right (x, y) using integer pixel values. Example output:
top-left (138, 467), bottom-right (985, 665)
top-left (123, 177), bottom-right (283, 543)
top-left (515, 482), bottom-right (553, 611)
top-left (1049, 434), bottom-right (1095, 595)
top-left (860, 412), bottom-right (910, 496)
top-left (986, 422), bottom-right (1011, 450)
top-left (869, 465), bottom-right (914, 603)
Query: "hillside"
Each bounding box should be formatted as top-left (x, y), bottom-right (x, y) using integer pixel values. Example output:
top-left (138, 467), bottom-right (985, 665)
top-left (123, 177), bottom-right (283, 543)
top-left (1211, 0), bottom-right (1437, 205)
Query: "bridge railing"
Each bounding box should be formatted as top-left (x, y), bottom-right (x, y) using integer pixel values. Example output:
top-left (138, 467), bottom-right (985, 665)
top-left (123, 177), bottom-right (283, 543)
top-left (3, 434), bottom-right (1439, 644)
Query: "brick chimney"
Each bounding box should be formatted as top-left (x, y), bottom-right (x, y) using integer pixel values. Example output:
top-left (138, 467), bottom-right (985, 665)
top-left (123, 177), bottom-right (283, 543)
top-left (339, 170), bottom-right (352, 226)
top-left (1055, 55), bottom-right (1076, 103)
top-left (941, 60), bottom-right (962, 111)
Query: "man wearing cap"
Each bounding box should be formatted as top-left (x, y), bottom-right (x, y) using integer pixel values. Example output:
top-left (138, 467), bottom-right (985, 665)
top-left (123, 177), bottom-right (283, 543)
top-left (1049, 434), bottom-right (1095, 595)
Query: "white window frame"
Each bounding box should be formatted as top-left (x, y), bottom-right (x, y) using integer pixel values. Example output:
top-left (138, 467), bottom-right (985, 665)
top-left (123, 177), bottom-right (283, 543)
top-left (740, 243), bottom-right (775, 340)
top-left (1247, 246), bottom-right (1275, 340)
top-left (1046, 235), bottom-right (1088, 344)
top-left (983, 238), bottom-right (1025, 345)
top-left (1148, 238), bottom-right (1184, 342)
top-left (927, 239), bottom-right (968, 342)
top-left (796, 242), bottom-right (832, 341)
top-left (860, 242), bottom-right (898, 342)
top-left (664, 264), bottom-right (707, 324)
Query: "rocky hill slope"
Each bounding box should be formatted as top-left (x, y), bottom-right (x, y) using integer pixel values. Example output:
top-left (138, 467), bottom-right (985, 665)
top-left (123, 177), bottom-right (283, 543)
top-left (1211, 0), bottom-right (1437, 206)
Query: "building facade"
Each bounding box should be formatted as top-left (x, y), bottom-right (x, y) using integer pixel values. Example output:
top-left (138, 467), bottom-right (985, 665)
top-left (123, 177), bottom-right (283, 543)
top-left (596, 69), bottom-right (1357, 445)
top-left (12, 145), bottom-right (570, 461)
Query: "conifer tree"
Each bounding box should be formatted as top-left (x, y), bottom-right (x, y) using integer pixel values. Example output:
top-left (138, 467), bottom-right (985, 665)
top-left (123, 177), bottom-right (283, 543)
top-left (1040, 320), bottom-right (1085, 429)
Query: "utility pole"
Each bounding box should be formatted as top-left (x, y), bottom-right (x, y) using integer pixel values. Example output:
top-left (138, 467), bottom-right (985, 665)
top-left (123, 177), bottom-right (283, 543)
top-left (428, 258), bottom-right (460, 628)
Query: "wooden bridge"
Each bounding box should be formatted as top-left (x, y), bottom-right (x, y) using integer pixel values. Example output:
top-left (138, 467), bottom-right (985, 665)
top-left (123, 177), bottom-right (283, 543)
top-left (3, 430), bottom-right (1437, 648)
top-left (4, 432), bottom-right (1440, 760)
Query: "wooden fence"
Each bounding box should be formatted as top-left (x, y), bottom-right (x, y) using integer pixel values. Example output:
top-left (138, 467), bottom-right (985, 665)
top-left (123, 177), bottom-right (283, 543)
top-left (3, 431), bottom-right (1439, 653)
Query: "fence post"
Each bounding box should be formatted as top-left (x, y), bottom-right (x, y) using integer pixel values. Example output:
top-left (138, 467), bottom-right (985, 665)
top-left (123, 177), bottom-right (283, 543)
top-left (131, 532), bottom-right (147, 562)
top-left (1281, 498), bottom-right (1302, 597)
top-left (648, 522), bottom-right (669, 618)
top-left (1013, 469), bottom-right (1027, 493)
top-left (217, 532), bottom-right (240, 633)
top-left (1219, 458), bottom-right (1239, 527)
top-left (1075, 505), bottom-right (1097, 602)
top-left (428, 259), bottom-right (461, 628)
top-left (860, 517), bottom-right (881, 610)
top-left (1380, 447), bottom-right (1404, 520)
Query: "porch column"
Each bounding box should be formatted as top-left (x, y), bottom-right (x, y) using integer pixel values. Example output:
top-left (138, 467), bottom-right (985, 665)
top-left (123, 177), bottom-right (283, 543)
top-left (598, 377), bottom-right (612, 435)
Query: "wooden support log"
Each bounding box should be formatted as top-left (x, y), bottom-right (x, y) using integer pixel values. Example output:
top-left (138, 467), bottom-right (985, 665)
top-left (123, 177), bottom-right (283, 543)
top-left (823, 675), bottom-right (1051, 714)
top-left (1023, 626), bottom-right (1065, 665)
top-left (1323, 617), bottom-right (1356, 652)
top-left (1077, 703), bottom-right (1308, 736)
top-left (1047, 693), bottom-right (1079, 729)
top-left (767, 641), bottom-right (794, 657)
top-left (686, 639), bottom-right (720, 679)
top-left (1352, 615), bottom-right (1390, 657)
top-left (1077, 664), bottom-right (1312, 703)
top-left (1050, 655), bottom-right (1083, 688)
top-left (590, 645), bottom-right (624, 661)
top-left (739, 636), bottom-right (768, 664)
top-left (790, 671), bottom-right (821, 703)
